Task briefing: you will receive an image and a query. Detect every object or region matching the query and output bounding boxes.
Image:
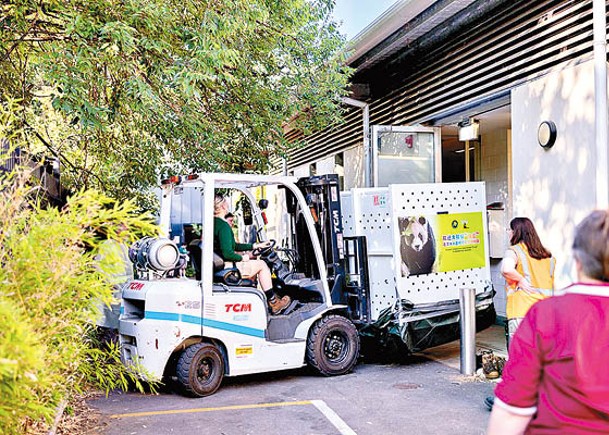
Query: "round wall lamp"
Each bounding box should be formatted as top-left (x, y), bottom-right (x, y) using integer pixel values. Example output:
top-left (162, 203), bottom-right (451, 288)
top-left (537, 120), bottom-right (557, 149)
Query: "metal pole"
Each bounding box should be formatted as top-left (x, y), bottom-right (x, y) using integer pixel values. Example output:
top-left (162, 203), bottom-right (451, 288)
top-left (363, 104), bottom-right (371, 187)
top-left (593, 0), bottom-right (609, 209)
top-left (459, 287), bottom-right (476, 375)
top-left (464, 140), bottom-right (470, 182)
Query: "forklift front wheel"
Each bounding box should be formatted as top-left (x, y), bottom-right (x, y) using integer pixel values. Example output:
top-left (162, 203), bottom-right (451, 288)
top-left (306, 314), bottom-right (360, 376)
top-left (176, 342), bottom-right (224, 397)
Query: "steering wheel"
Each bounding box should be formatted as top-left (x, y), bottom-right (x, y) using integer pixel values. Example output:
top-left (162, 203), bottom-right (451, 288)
top-left (252, 239), bottom-right (276, 257)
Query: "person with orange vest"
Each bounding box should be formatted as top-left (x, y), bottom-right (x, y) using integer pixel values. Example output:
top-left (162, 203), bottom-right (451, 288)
top-left (485, 217), bottom-right (555, 411)
top-left (502, 217), bottom-right (555, 349)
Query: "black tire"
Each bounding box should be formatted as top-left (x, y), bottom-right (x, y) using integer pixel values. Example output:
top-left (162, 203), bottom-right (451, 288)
top-left (306, 314), bottom-right (360, 376)
top-left (176, 343), bottom-right (224, 397)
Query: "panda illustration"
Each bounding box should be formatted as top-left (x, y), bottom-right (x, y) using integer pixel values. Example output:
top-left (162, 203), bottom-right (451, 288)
top-left (398, 216), bottom-right (437, 277)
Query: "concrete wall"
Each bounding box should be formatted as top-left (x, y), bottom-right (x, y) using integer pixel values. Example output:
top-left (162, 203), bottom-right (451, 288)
top-left (344, 145), bottom-right (365, 189)
top-left (511, 60), bottom-right (601, 288)
top-left (481, 129), bottom-right (510, 211)
top-left (291, 165), bottom-right (309, 178)
top-left (316, 156), bottom-right (335, 175)
top-left (480, 127), bottom-right (510, 317)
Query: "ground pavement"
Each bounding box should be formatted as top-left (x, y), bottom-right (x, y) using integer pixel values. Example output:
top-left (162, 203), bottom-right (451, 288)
top-left (89, 325), bottom-right (506, 435)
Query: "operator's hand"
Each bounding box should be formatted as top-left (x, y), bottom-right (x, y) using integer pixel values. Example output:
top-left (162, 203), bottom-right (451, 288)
top-left (254, 241), bottom-right (272, 250)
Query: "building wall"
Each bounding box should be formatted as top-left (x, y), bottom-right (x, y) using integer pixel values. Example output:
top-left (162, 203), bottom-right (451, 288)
top-left (291, 165), bottom-right (309, 178)
top-left (286, 1), bottom-right (594, 173)
top-left (480, 127), bottom-right (510, 318)
top-left (344, 145), bottom-right (364, 189)
top-left (481, 128), bottom-right (510, 208)
top-left (316, 156), bottom-right (334, 176)
top-left (511, 60), bottom-right (601, 289)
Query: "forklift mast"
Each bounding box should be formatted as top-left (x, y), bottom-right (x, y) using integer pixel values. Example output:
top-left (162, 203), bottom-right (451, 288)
top-left (295, 174), bottom-right (371, 323)
top-left (296, 175), bottom-right (346, 303)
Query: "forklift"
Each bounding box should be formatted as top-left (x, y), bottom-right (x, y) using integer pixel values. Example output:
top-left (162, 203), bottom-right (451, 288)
top-left (120, 173), bottom-right (367, 396)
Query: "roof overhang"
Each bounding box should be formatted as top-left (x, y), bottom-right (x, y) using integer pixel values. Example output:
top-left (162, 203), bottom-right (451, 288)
top-left (346, 0), bottom-right (480, 72)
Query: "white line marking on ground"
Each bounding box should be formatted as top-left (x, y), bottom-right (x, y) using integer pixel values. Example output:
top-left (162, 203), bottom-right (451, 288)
top-left (111, 398), bottom-right (358, 434)
top-left (311, 399), bottom-right (357, 435)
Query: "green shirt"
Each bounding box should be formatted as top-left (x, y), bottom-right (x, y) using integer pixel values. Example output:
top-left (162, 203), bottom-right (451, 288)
top-left (213, 217), bottom-right (253, 262)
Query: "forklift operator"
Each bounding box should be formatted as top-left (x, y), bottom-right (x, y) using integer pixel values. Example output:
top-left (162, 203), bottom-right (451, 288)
top-left (213, 194), bottom-right (292, 315)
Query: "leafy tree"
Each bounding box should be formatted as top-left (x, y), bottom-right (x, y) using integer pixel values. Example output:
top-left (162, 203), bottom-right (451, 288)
top-left (0, 3), bottom-right (350, 429)
top-left (1, 0), bottom-right (350, 205)
top-left (0, 74), bottom-right (159, 434)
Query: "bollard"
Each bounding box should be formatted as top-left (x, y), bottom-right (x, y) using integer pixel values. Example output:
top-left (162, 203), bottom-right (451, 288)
top-left (459, 287), bottom-right (476, 375)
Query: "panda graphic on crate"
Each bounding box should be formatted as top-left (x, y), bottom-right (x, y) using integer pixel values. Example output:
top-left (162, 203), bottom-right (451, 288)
top-left (398, 216), bottom-right (438, 277)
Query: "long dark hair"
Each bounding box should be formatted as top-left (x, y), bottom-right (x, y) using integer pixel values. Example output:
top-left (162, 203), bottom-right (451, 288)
top-left (510, 217), bottom-right (552, 259)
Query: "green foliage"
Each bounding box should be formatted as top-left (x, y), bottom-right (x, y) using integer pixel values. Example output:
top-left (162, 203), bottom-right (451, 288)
top-left (1, 0), bottom-right (351, 205)
top-left (0, 167), bottom-right (158, 434)
top-left (0, 298), bottom-right (50, 429)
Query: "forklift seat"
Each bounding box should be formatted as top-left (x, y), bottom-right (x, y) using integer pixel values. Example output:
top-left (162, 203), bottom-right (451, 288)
top-left (213, 253), bottom-right (256, 287)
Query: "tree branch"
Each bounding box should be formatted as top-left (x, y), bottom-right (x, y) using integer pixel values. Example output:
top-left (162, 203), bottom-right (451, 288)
top-left (1, 6), bottom-right (41, 62)
top-left (23, 121), bottom-right (108, 191)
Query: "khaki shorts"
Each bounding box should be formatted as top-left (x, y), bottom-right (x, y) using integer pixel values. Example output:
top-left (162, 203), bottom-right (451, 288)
top-left (235, 259), bottom-right (256, 278)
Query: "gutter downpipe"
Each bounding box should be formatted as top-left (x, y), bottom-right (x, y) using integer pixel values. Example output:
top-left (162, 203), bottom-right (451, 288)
top-left (594, 0), bottom-right (608, 209)
top-left (342, 97), bottom-right (371, 187)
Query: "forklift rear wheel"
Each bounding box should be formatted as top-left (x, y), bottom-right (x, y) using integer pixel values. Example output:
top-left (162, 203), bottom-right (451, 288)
top-left (306, 314), bottom-right (360, 376)
top-left (176, 343), bottom-right (224, 397)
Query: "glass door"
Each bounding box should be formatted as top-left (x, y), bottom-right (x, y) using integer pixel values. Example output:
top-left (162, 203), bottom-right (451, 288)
top-left (370, 125), bottom-right (441, 187)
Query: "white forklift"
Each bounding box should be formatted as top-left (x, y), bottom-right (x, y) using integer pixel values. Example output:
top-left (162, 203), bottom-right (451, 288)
top-left (119, 173), bottom-right (363, 397)
top-left (119, 172), bottom-right (495, 397)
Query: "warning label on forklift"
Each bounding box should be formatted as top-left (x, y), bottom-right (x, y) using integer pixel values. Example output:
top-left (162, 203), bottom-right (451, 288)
top-left (235, 345), bottom-right (253, 358)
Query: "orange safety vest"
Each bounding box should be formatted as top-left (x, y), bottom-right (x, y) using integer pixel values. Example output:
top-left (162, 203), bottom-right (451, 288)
top-left (506, 243), bottom-right (556, 319)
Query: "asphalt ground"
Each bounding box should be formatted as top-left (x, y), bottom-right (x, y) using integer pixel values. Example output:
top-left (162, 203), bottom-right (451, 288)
top-left (90, 326), bottom-right (505, 435)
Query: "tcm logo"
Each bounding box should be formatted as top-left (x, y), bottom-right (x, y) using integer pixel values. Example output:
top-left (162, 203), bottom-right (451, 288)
top-left (332, 209), bottom-right (341, 234)
top-left (225, 303), bottom-right (252, 313)
top-left (128, 282), bottom-right (145, 291)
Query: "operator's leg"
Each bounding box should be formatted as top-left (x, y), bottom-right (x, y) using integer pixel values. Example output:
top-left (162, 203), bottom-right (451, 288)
top-left (245, 259), bottom-right (272, 290)
top-left (237, 260), bottom-right (291, 314)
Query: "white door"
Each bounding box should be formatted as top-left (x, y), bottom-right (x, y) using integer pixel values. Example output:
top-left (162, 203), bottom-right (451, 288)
top-left (369, 125), bottom-right (441, 187)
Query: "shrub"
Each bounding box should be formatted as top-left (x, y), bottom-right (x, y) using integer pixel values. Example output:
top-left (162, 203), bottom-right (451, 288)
top-left (0, 169), bottom-right (157, 434)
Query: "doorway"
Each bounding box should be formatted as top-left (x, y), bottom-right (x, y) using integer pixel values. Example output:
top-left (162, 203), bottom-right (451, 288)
top-left (439, 105), bottom-right (512, 320)
top-left (441, 127), bottom-right (479, 182)
top-left (440, 106), bottom-right (511, 184)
